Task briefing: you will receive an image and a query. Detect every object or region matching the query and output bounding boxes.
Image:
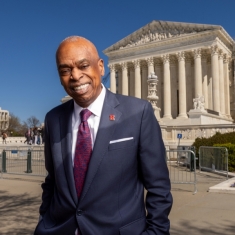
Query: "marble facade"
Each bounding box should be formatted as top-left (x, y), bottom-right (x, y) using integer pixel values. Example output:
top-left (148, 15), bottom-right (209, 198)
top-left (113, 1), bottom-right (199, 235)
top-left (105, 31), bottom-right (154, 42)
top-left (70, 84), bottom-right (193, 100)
top-left (103, 20), bottom-right (235, 146)
top-left (0, 107), bottom-right (9, 131)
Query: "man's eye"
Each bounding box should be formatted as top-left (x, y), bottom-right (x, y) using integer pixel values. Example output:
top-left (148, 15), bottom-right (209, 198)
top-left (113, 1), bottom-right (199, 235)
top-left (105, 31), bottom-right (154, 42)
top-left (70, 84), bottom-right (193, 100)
top-left (59, 68), bottom-right (71, 75)
top-left (81, 64), bottom-right (89, 69)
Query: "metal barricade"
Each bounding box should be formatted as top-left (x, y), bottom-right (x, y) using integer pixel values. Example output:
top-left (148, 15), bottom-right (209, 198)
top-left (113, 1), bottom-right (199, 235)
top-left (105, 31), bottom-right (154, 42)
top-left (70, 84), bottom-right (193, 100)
top-left (0, 152), bottom-right (2, 178)
top-left (199, 146), bottom-right (228, 179)
top-left (166, 148), bottom-right (197, 194)
top-left (1, 145), bottom-right (44, 151)
top-left (1, 149), bottom-right (46, 177)
top-left (30, 150), bottom-right (46, 176)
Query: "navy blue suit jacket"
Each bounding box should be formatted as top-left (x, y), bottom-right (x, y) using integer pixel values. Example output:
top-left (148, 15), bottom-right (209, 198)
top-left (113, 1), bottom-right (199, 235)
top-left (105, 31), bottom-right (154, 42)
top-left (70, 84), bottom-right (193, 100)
top-left (35, 90), bottom-right (172, 235)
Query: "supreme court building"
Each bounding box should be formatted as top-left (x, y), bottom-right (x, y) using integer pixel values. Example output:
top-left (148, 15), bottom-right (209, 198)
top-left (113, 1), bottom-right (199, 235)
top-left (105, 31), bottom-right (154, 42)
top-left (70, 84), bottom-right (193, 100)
top-left (103, 20), bottom-right (235, 146)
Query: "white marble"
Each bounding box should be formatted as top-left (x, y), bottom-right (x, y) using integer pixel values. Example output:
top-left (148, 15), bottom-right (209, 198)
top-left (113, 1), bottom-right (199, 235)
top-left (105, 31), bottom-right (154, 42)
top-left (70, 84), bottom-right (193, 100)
top-left (162, 54), bottom-right (172, 119)
top-left (177, 51), bottom-right (187, 119)
top-left (58, 20), bottom-right (235, 147)
top-left (61, 95), bottom-right (72, 103)
top-left (0, 107), bottom-right (9, 131)
top-left (209, 177), bottom-right (235, 194)
top-left (211, 45), bottom-right (220, 113)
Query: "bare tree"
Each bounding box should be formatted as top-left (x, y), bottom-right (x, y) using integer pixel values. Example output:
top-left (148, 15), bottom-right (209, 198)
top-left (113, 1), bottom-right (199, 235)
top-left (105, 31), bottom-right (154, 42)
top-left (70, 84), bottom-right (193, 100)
top-left (25, 116), bottom-right (40, 128)
top-left (7, 113), bottom-right (25, 136)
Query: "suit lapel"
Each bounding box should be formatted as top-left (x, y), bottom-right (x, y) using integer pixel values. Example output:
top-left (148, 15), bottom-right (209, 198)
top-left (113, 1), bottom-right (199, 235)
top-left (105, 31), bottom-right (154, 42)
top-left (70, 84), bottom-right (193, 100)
top-left (80, 90), bottom-right (122, 201)
top-left (59, 100), bottom-right (78, 205)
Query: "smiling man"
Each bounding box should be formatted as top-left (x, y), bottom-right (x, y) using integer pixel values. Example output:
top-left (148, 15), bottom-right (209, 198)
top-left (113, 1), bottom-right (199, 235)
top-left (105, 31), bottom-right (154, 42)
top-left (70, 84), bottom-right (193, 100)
top-left (34, 36), bottom-right (172, 235)
top-left (56, 37), bottom-right (104, 108)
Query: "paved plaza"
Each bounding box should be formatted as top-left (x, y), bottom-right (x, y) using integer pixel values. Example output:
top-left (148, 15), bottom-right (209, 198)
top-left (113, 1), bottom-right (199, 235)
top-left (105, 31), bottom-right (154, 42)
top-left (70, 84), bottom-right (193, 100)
top-left (170, 172), bottom-right (235, 235)
top-left (1, 143), bottom-right (235, 234)
top-left (0, 170), bottom-right (234, 235)
top-left (0, 175), bottom-right (43, 234)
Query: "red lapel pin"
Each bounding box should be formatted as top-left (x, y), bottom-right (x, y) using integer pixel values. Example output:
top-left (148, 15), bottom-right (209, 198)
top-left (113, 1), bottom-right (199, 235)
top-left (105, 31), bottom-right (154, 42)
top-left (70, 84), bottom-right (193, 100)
top-left (109, 114), bottom-right (115, 121)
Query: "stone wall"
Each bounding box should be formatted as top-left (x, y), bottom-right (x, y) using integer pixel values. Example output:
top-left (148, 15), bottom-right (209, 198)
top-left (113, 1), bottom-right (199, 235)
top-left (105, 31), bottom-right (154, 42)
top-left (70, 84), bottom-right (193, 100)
top-left (1, 137), bottom-right (26, 144)
top-left (161, 124), bottom-right (235, 149)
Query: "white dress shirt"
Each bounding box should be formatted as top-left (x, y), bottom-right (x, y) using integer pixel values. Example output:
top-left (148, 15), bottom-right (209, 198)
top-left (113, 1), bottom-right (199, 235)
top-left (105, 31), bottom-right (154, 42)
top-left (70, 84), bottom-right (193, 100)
top-left (71, 85), bottom-right (106, 165)
top-left (72, 86), bottom-right (106, 235)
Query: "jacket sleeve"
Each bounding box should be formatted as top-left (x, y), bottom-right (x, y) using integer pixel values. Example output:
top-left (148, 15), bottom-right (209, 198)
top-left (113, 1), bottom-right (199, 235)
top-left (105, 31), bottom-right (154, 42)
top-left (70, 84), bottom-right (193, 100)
top-left (39, 115), bottom-right (55, 216)
top-left (139, 102), bottom-right (173, 235)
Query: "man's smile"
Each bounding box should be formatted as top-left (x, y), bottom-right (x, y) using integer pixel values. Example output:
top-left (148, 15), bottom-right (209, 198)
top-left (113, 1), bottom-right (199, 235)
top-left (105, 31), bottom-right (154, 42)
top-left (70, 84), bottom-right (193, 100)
top-left (71, 83), bottom-right (90, 94)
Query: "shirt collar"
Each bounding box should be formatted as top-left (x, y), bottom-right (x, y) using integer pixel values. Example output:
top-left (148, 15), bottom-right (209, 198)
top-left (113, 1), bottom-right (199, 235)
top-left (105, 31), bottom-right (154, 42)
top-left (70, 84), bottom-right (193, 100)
top-left (73, 84), bottom-right (106, 120)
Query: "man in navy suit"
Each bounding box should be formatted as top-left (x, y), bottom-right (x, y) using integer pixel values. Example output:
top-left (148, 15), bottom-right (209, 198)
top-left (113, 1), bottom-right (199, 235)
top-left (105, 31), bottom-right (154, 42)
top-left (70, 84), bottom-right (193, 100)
top-left (34, 36), bottom-right (172, 235)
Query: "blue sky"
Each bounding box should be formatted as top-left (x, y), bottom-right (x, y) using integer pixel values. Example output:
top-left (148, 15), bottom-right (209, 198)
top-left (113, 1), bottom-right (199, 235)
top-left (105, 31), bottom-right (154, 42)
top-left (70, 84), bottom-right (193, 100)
top-left (0, 0), bottom-right (234, 124)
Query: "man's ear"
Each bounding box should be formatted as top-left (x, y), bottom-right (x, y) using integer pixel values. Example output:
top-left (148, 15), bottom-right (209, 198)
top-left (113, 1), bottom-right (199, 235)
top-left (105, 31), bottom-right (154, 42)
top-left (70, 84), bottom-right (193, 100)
top-left (98, 59), bottom-right (105, 76)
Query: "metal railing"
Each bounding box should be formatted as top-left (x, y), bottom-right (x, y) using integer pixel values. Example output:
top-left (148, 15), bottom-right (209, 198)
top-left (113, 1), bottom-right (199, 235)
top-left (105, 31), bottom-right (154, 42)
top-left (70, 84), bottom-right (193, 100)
top-left (1, 149), bottom-right (46, 178)
top-left (199, 146), bottom-right (228, 179)
top-left (166, 148), bottom-right (197, 194)
top-left (0, 145), bottom-right (44, 151)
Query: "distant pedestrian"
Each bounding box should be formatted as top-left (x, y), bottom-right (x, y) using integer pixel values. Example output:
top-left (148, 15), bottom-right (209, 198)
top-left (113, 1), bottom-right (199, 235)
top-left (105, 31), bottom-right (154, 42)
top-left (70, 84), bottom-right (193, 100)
top-left (24, 129), bottom-right (30, 144)
top-left (30, 128), bottom-right (34, 145)
top-left (2, 132), bottom-right (7, 144)
top-left (37, 128), bottom-right (41, 145)
top-left (33, 127), bottom-right (38, 144)
top-left (40, 126), bottom-right (44, 145)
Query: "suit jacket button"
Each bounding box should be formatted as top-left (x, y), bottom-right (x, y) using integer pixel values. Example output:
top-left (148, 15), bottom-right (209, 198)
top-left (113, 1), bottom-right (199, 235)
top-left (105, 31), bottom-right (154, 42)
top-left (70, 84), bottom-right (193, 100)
top-left (77, 210), bottom-right (83, 216)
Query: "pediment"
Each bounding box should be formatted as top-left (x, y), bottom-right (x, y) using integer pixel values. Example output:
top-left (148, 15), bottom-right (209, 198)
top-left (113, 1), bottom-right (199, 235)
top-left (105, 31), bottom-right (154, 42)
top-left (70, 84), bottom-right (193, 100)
top-left (103, 20), bottom-right (221, 53)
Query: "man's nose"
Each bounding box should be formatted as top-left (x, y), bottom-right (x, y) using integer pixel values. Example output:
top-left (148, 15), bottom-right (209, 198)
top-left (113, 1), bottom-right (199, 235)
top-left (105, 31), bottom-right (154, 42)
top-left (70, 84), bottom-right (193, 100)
top-left (71, 67), bottom-right (83, 80)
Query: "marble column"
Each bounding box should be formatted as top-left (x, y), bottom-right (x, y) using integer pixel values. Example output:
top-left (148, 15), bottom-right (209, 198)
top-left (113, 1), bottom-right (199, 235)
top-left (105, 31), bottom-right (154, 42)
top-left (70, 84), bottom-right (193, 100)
top-left (170, 57), bottom-right (178, 118)
top-left (133, 60), bottom-right (141, 98)
top-left (224, 54), bottom-right (231, 117)
top-left (176, 51), bottom-right (187, 118)
top-left (155, 60), bottom-right (162, 117)
top-left (218, 50), bottom-right (225, 115)
top-left (232, 60), bottom-right (235, 106)
top-left (120, 62), bottom-right (128, 96)
top-left (117, 69), bottom-right (122, 94)
top-left (201, 52), bottom-right (208, 109)
top-left (141, 64), bottom-right (148, 100)
top-left (129, 67), bottom-right (135, 97)
top-left (185, 54), bottom-right (193, 111)
top-left (207, 57), bottom-right (213, 110)
top-left (193, 49), bottom-right (203, 97)
top-left (211, 45), bottom-right (220, 113)
top-left (162, 54), bottom-right (172, 119)
top-left (108, 64), bottom-right (116, 93)
top-left (147, 57), bottom-right (154, 74)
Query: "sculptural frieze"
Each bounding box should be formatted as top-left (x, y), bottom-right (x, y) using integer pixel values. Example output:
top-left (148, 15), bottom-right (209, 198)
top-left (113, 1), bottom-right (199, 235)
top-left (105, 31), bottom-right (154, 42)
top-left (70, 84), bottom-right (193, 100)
top-left (147, 72), bottom-right (162, 121)
top-left (182, 129), bottom-right (191, 139)
top-left (147, 72), bottom-right (159, 100)
top-left (112, 19), bottom-right (220, 51)
top-left (195, 129), bottom-right (206, 138)
top-left (193, 94), bottom-right (205, 111)
top-left (118, 29), bottom-right (197, 49)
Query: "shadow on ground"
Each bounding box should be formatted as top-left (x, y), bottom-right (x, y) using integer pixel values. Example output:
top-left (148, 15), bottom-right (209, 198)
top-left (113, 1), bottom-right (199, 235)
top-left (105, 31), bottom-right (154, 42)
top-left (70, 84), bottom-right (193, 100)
top-left (0, 189), bottom-right (41, 234)
top-left (171, 220), bottom-right (235, 235)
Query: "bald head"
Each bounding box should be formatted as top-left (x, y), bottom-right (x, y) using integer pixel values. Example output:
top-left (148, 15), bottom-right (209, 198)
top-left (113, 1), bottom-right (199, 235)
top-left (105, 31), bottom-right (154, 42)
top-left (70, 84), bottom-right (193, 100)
top-left (56, 36), bottom-right (100, 64)
top-left (55, 35), bottom-right (105, 108)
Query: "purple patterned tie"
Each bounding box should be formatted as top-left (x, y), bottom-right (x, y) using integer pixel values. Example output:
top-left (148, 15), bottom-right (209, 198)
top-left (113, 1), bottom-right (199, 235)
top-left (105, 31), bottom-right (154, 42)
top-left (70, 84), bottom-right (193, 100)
top-left (74, 109), bottom-right (92, 199)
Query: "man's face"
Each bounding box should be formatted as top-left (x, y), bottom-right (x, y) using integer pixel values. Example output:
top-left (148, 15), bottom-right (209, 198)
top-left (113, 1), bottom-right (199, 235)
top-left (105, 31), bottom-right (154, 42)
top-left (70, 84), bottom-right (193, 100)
top-left (56, 40), bottom-right (104, 107)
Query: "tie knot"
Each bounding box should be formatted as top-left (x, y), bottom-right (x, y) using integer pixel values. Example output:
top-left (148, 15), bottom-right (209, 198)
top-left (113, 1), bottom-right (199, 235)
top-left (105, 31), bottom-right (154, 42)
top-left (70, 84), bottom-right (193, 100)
top-left (80, 109), bottom-right (92, 122)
